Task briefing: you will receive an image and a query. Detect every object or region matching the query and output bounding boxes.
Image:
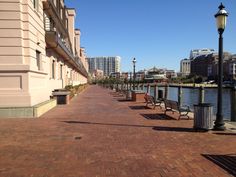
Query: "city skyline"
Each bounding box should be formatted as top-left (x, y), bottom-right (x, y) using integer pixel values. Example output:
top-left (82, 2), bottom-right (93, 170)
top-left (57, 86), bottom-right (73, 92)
top-left (65, 0), bottom-right (236, 72)
top-left (87, 56), bottom-right (121, 76)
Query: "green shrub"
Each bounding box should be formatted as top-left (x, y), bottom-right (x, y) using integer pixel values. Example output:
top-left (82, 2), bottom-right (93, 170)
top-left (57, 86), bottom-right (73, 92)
top-left (65, 85), bottom-right (74, 90)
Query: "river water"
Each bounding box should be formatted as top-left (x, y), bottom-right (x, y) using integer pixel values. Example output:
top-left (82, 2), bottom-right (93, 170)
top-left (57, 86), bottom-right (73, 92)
top-left (144, 86), bottom-right (231, 120)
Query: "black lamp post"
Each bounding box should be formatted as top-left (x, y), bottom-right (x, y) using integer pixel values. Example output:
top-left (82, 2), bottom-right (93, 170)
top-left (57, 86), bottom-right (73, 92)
top-left (129, 72), bottom-right (132, 90)
top-left (132, 58), bottom-right (136, 90)
top-left (214, 3), bottom-right (228, 131)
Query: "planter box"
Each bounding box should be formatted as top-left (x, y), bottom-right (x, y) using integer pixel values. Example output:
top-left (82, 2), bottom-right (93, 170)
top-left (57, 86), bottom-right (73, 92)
top-left (132, 90), bottom-right (146, 102)
top-left (52, 91), bottom-right (70, 104)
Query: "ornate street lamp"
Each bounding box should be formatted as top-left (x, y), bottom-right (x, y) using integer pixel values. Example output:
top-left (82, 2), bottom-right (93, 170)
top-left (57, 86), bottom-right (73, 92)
top-left (214, 3), bottom-right (228, 130)
top-left (132, 58), bottom-right (136, 90)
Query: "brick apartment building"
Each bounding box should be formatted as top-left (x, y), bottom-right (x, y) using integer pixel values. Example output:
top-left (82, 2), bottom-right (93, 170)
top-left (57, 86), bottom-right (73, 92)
top-left (190, 52), bottom-right (236, 81)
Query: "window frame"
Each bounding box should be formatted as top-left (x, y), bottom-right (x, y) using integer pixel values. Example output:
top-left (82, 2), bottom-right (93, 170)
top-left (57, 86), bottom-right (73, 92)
top-left (36, 50), bottom-right (41, 71)
top-left (33, 0), bottom-right (39, 11)
top-left (52, 60), bottom-right (55, 79)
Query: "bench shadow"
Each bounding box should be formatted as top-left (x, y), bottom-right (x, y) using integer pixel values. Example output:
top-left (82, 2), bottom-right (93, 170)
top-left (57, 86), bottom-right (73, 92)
top-left (117, 99), bottom-right (132, 102)
top-left (202, 154), bottom-right (236, 176)
top-left (113, 94), bottom-right (124, 98)
top-left (141, 113), bottom-right (174, 120)
top-left (129, 106), bottom-right (151, 110)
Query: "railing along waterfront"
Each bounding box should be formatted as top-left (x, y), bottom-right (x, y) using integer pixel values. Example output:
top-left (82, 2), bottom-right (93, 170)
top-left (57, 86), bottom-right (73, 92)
top-left (102, 82), bottom-right (236, 122)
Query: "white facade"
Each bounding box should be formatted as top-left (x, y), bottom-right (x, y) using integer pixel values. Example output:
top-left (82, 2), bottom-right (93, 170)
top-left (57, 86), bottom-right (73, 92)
top-left (229, 63), bottom-right (236, 75)
top-left (190, 49), bottom-right (215, 59)
top-left (180, 58), bottom-right (191, 76)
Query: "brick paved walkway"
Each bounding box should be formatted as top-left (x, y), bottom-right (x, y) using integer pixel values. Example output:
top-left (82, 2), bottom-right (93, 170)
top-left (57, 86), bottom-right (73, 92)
top-left (0, 85), bottom-right (235, 177)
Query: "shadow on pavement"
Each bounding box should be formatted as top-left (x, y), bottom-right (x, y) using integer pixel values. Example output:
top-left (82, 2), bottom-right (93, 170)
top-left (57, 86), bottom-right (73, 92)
top-left (129, 106), bottom-right (151, 110)
top-left (62, 121), bottom-right (154, 128)
top-left (213, 133), bottom-right (236, 136)
top-left (152, 126), bottom-right (195, 132)
top-left (63, 121), bottom-right (205, 133)
top-left (202, 154), bottom-right (236, 176)
top-left (141, 113), bottom-right (174, 120)
top-left (112, 95), bottom-right (124, 98)
top-left (117, 99), bottom-right (132, 102)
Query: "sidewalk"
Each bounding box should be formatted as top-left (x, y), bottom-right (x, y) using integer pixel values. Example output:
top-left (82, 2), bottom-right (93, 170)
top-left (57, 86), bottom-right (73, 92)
top-left (0, 85), bottom-right (235, 177)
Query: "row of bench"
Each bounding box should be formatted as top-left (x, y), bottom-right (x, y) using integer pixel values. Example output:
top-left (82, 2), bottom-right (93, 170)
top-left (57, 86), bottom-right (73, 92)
top-left (144, 94), bottom-right (191, 120)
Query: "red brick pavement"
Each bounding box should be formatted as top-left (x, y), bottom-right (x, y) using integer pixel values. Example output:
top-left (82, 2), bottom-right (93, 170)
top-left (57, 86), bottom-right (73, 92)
top-left (0, 85), bottom-right (235, 177)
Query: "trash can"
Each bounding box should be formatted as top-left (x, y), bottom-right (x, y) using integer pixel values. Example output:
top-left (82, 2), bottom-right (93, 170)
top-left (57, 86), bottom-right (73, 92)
top-left (158, 90), bottom-right (164, 99)
top-left (194, 103), bottom-right (213, 130)
top-left (126, 90), bottom-right (132, 100)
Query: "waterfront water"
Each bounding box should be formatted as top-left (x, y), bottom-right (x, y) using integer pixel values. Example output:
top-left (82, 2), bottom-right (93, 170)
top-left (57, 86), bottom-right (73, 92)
top-left (143, 86), bottom-right (231, 120)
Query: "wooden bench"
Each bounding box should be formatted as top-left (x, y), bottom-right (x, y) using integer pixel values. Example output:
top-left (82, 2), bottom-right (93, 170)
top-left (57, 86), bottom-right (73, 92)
top-left (144, 94), bottom-right (162, 109)
top-left (163, 99), bottom-right (190, 119)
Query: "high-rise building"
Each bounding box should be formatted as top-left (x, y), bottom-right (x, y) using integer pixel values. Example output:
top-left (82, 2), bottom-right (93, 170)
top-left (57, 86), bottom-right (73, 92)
top-left (180, 58), bottom-right (191, 76)
top-left (87, 56), bottom-right (121, 76)
top-left (190, 49), bottom-right (215, 59)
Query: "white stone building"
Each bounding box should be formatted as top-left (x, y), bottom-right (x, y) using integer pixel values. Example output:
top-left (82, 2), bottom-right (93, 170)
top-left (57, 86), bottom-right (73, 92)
top-left (0, 0), bottom-right (88, 117)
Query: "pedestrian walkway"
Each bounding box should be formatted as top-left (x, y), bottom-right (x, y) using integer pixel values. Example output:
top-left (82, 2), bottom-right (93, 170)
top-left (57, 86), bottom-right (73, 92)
top-left (0, 85), bottom-right (235, 177)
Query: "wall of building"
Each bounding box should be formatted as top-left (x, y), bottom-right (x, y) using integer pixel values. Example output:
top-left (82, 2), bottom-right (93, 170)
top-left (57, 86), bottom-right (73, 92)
top-left (0, 0), bottom-right (88, 110)
top-left (0, 0), bottom-right (48, 107)
top-left (190, 53), bottom-right (236, 81)
top-left (180, 59), bottom-right (190, 76)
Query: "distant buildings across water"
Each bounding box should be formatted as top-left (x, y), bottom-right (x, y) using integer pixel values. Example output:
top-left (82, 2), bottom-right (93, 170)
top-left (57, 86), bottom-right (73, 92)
top-left (109, 67), bottom-right (177, 83)
top-left (180, 58), bottom-right (191, 76)
top-left (180, 48), bottom-right (236, 81)
top-left (190, 48), bottom-right (215, 59)
top-left (87, 56), bottom-right (121, 77)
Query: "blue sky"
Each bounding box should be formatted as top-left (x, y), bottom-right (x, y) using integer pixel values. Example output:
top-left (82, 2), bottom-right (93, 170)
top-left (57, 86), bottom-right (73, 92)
top-left (65, 0), bottom-right (236, 72)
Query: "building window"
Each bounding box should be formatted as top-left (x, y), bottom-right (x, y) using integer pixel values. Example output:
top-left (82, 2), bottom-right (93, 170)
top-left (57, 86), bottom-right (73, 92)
top-left (60, 64), bottom-right (63, 79)
top-left (52, 60), bottom-right (55, 79)
top-left (33, 0), bottom-right (39, 11)
top-left (65, 19), bottom-right (68, 30)
top-left (36, 50), bottom-right (41, 70)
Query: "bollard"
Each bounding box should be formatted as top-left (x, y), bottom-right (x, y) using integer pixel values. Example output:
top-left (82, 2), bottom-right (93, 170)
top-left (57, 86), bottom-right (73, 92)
top-left (154, 84), bottom-right (158, 101)
top-left (147, 84), bottom-right (150, 94)
top-left (142, 84), bottom-right (144, 91)
top-left (116, 83), bottom-right (118, 92)
top-left (231, 86), bottom-right (236, 122)
top-left (199, 86), bottom-right (205, 104)
top-left (164, 84), bottom-right (168, 99)
top-left (178, 86), bottom-right (182, 106)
